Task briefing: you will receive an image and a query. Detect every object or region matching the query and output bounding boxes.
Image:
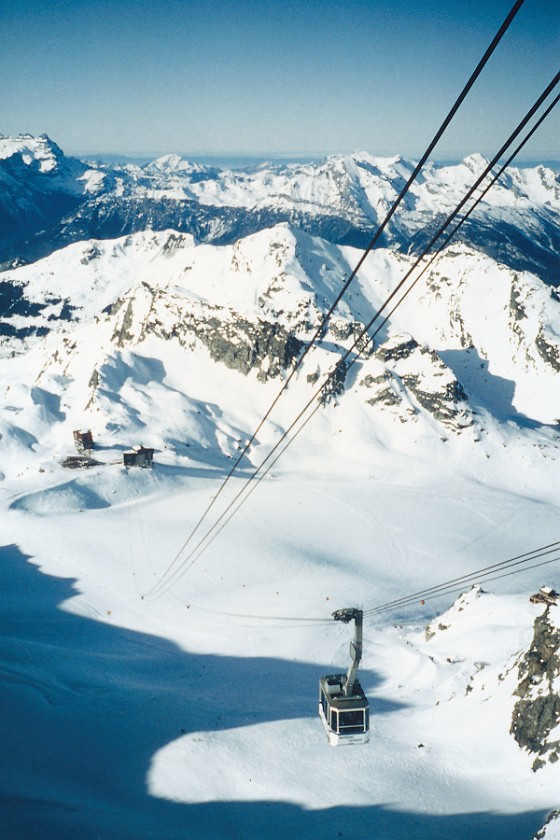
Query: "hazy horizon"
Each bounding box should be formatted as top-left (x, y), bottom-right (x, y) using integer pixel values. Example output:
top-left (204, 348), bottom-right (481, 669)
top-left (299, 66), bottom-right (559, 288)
top-left (65, 147), bottom-right (560, 171)
top-left (2, 0), bottom-right (558, 161)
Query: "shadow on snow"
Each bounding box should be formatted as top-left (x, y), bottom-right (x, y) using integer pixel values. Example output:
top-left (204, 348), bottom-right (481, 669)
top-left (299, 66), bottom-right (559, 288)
top-left (439, 346), bottom-right (556, 430)
top-left (0, 544), bottom-right (548, 840)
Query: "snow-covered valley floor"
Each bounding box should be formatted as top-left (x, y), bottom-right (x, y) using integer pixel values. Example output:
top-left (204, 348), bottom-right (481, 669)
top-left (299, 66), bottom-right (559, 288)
top-left (1, 456), bottom-right (559, 840)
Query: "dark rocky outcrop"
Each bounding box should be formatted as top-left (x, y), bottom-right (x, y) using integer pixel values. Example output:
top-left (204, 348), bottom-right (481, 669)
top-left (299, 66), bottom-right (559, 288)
top-left (320, 358), bottom-right (348, 403)
top-left (361, 337), bottom-right (473, 432)
top-left (533, 809), bottom-right (560, 839)
top-left (375, 337), bottom-right (419, 362)
top-left (401, 370), bottom-right (469, 427)
top-left (360, 372), bottom-right (401, 408)
top-left (511, 608), bottom-right (560, 771)
top-left (185, 315), bottom-right (303, 382)
top-left (536, 328), bottom-right (560, 373)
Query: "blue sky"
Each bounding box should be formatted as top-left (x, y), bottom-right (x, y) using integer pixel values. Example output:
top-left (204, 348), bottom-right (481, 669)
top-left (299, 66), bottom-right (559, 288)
top-left (1, 0), bottom-right (558, 159)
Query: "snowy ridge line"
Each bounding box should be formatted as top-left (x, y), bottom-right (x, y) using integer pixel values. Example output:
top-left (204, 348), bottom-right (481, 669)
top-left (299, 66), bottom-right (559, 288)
top-left (145, 1), bottom-right (528, 597)
top-left (364, 546), bottom-right (560, 617)
top-left (352, 69), bottom-right (560, 358)
top-left (143, 71), bottom-right (560, 600)
top-left (349, 85), bottom-right (560, 369)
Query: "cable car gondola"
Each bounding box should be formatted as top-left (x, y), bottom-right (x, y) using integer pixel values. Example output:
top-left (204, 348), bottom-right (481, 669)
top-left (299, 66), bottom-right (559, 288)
top-left (319, 608), bottom-right (369, 746)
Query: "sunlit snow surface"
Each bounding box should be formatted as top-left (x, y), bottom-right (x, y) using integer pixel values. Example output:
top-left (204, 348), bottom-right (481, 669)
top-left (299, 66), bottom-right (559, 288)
top-left (2, 470), bottom-right (559, 838)
top-left (0, 225), bottom-right (559, 838)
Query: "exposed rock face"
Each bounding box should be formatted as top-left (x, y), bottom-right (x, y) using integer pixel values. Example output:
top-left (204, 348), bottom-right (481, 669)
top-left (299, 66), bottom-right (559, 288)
top-left (175, 314), bottom-right (304, 382)
top-left (0, 278), bottom-right (76, 339)
top-left (375, 336), bottom-right (419, 362)
top-left (401, 368), bottom-right (469, 427)
top-left (360, 372), bottom-right (402, 408)
top-left (511, 608), bottom-right (560, 771)
top-left (533, 810), bottom-right (560, 839)
top-left (320, 359), bottom-right (348, 403)
top-left (536, 327), bottom-right (560, 373)
top-left (110, 288), bottom-right (304, 382)
top-left (359, 335), bottom-right (473, 432)
top-left (509, 279), bottom-right (528, 323)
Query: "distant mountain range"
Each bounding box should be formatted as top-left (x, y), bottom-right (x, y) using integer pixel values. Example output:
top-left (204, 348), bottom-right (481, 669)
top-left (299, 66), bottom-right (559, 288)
top-left (0, 132), bottom-right (558, 489)
top-left (1, 133), bottom-right (559, 284)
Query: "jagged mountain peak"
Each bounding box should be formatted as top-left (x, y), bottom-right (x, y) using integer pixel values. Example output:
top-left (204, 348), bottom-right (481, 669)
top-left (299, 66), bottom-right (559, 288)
top-left (146, 153), bottom-right (186, 171)
top-left (0, 132), bottom-right (92, 189)
top-left (1, 133), bottom-right (558, 285)
top-left (0, 132), bottom-right (66, 170)
top-left (459, 151), bottom-right (491, 172)
top-left (143, 153), bottom-right (220, 181)
top-left (2, 224), bottom-right (559, 485)
top-left (348, 150), bottom-right (416, 176)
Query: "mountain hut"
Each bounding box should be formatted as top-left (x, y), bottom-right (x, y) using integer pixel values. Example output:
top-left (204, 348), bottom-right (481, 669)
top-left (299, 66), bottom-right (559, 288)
top-left (123, 446), bottom-right (154, 468)
top-left (530, 586), bottom-right (559, 606)
top-left (73, 429), bottom-right (94, 452)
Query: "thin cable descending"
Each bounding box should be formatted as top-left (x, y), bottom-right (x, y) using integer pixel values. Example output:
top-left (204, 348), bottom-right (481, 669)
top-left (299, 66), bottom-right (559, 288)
top-left (145, 72), bottom-right (560, 599)
top-left (363, 542), bottom-right (560, 616)
top-left (362, 556), bottom-right (560, 620)
top-left (364, 89), bottom-right (560, 343)
top-left (180, 542), bottom-right (560, 626)
top-left (185, 603), bottom-right (333, 625)
top-left (146, 8), bottom-right (532, 597)
top-left (378, 555), bottom-right (560, 616)
top-left (160, 0), bottom-right (528, 579)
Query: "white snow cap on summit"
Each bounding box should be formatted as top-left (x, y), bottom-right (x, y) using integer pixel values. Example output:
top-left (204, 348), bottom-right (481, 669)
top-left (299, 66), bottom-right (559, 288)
top-left (0, 133), bottom-right (64, 172)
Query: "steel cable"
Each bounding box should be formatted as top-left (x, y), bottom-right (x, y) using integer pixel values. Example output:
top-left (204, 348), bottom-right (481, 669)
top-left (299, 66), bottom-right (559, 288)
top-left (148, 0), bottom-right (528, 596)
top-left (145, 72), bottom-right (560, 599)
top-left (363, 542), bottom-right (560, 616)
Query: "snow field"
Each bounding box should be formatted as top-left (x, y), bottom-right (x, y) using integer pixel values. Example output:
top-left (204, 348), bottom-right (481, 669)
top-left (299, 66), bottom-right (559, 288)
top-left (0, 214), bottom-right (559, 836)
top-left (2, 432), bottom-right (559, 839)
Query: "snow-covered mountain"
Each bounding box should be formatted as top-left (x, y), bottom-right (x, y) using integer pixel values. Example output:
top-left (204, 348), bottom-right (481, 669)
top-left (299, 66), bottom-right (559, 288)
top-left (1, 134), bottom-right (559, 284)
top-left (536, 811), bottom-right (560, 839)
top-left (1, 224), bottom-right (559, 489)
top-left (1, 134), bottom-right (560, 839)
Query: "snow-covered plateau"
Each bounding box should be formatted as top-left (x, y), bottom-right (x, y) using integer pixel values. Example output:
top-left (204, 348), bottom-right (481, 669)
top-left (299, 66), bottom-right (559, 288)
top-left (0, 135), bottom-right (559, 840)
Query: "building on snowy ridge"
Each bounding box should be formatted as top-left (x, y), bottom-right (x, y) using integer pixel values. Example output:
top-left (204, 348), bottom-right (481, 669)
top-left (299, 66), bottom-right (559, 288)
top-left (530, 586), bottom-right (559, 606)
top-left (123, 446), bottom-right (154, 468)
top-left (73, 429), bottom-right (94, 453)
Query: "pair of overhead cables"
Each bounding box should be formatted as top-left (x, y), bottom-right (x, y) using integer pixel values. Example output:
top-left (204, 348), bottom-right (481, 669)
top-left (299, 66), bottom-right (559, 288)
top-left (183, 540), bottom-right (560, 626)
top-left (357, 85), bottom-right (560, 346)
top-left (363, 540), bottom-right (560, 618)
top-left (144, 0), bottom-right (526, 588)
top-left (145, 68), bottom-right (560, 601)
